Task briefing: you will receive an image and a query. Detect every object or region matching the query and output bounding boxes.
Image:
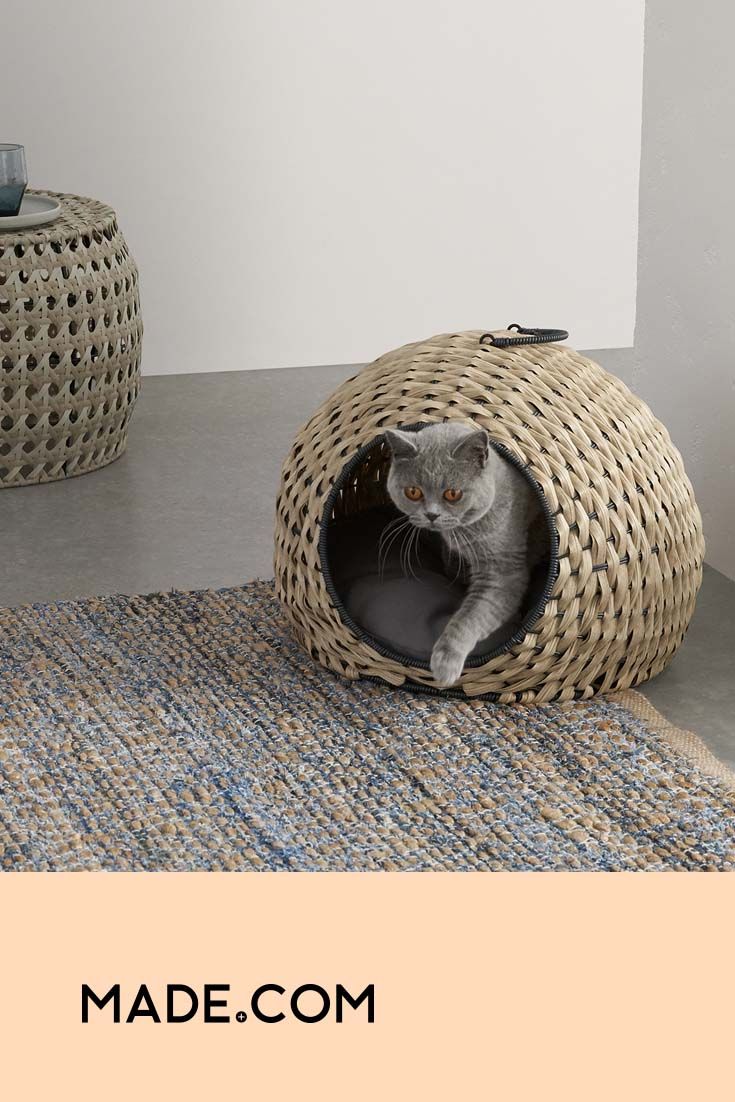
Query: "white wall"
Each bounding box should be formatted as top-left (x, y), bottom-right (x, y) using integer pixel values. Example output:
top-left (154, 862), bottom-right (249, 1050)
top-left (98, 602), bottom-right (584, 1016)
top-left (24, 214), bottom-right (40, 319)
top-left (3, 0), bottom-right (644, 374)
top-left (599, 2), bottom-right (735, 581)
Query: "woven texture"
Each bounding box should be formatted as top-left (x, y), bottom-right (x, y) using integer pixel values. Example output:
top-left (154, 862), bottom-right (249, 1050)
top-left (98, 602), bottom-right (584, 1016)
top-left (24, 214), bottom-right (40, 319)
top-left (1, 580), bottom-right (732, 872)
top-left (275, 331), bottom-right (705, 702)
top-left (0, 191), bottom-right (142, 487)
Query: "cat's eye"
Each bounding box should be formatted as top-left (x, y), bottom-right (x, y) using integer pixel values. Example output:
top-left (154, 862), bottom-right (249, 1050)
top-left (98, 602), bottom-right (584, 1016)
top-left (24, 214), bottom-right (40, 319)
top-left (443, 488), bottom-right (463, 503)
top-left (404, 486), bottom-right (424, 502)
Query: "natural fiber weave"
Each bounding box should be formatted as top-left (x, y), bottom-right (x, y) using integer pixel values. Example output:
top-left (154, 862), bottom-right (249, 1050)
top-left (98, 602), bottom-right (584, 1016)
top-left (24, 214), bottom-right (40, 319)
top-left (275, 331), bottom-right (705, 702)
top-left (0, 191), bottom-right (142, 487)
top-left (0, 580), bottom-right (732, 872)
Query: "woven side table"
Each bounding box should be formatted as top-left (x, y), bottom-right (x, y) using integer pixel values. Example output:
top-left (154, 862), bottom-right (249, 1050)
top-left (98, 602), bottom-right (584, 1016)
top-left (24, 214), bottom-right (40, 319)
top-left (0, 191), bottom-right (142, 487)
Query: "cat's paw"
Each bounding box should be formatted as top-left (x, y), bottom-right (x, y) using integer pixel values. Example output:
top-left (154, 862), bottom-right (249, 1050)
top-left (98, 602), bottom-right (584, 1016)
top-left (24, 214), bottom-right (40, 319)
top-left (430, 638), bottom-right (467, 687)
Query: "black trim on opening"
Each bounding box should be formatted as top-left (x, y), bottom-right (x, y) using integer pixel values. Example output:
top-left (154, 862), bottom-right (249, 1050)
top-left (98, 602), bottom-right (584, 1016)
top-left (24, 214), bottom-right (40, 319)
top-left (317, 423), bottom-right (560, 695)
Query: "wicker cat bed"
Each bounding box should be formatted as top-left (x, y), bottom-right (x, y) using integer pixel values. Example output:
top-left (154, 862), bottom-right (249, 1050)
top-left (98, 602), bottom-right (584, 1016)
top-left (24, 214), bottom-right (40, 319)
top-left (274, 328), bottom-right (704, 702)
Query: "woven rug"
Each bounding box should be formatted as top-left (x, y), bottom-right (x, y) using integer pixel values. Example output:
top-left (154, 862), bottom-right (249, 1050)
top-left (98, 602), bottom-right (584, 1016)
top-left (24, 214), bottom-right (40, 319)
top-left (1, 580), bottom-right (733, 871)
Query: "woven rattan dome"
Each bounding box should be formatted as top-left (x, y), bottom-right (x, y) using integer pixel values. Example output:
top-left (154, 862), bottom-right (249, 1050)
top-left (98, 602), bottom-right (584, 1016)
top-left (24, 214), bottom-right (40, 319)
top-left (275, 330), bottom-right (704, 703)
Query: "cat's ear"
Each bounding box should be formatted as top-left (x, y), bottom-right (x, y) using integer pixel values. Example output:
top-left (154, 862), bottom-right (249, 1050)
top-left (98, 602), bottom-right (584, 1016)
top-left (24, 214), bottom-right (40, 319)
top-left (384, 428), bottom-right (419, 459)
top-left (451, 427), bottom-right (490, 467)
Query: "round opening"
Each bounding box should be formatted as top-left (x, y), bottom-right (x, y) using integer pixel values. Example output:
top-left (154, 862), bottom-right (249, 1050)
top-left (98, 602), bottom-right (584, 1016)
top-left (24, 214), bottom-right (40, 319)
top-left (319, 424), bottom-right (559, 677)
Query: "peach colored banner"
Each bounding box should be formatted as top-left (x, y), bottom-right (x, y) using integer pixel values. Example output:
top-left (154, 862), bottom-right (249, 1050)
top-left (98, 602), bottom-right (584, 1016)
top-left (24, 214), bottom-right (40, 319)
top-left (1, 873), bottom-right (733, 1100)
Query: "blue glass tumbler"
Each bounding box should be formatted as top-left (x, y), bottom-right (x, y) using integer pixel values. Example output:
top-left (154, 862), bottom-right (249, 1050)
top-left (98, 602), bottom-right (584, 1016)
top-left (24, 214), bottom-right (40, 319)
top-left (0, 144), bottom-right (28, 217)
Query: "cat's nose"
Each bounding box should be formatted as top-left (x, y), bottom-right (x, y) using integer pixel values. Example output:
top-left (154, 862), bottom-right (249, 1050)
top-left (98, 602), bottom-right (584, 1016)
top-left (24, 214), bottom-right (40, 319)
top-left (425, 512), bottom-right (440, 523)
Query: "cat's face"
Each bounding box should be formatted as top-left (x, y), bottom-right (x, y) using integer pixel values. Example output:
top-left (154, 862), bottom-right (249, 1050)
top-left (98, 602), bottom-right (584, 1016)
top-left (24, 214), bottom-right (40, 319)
top-left (385, 422), bottom-right (497, 530)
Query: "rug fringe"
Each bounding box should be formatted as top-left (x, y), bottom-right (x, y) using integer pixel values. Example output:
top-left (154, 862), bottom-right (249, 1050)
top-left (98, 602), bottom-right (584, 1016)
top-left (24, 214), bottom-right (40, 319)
top-left (611, 690), bottom-right (735, 793)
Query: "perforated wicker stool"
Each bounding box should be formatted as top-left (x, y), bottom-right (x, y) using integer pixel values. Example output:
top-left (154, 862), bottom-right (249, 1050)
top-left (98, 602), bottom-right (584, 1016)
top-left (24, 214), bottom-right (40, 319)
top-left (0, 191), bottom-right (142, 487)
top-left (275, 328), bottom-right (705, 703)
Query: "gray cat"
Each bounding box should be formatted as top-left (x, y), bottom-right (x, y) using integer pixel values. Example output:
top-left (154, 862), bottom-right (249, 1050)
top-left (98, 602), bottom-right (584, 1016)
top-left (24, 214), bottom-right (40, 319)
top-left (384, 422), bottom-right (544, 686)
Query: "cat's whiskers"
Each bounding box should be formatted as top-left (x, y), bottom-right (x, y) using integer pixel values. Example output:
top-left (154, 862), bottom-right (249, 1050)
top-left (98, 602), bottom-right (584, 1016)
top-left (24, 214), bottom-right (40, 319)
top-left (399, 527), bottom-right (409, 579)
top-left (405, 525), bottom-right (422, 582)
top-left (378, 517), bottom-right (411, 579)
top-left (446, 530), bottom-right (466, 586)
top-left (400, 525), bottom-right (420, 583)
top-left (412, 526), bottom-right (424, 572)
top-left (377, 520), bottom-right (403, 571)
top-left (378, 522), bottom-right (410, 577)
top-left (377, 513), bottom-right (406, 543)
top-left (398, 526), bottom-right (411, 579)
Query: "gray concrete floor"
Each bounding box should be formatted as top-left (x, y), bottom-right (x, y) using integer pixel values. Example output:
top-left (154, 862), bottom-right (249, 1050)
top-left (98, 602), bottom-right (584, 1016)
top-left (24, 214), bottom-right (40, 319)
top-left (2, 364), bottom-right (734, 769)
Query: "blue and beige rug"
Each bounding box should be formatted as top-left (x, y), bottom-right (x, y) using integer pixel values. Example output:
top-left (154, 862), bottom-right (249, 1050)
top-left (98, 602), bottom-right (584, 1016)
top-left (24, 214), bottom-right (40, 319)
top-left (1, 580), bottom-right (733, 871)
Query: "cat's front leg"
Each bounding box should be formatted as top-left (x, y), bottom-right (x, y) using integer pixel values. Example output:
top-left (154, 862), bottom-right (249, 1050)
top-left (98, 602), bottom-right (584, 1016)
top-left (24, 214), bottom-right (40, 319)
top-left (430, 568), bottom-right (528, 686)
